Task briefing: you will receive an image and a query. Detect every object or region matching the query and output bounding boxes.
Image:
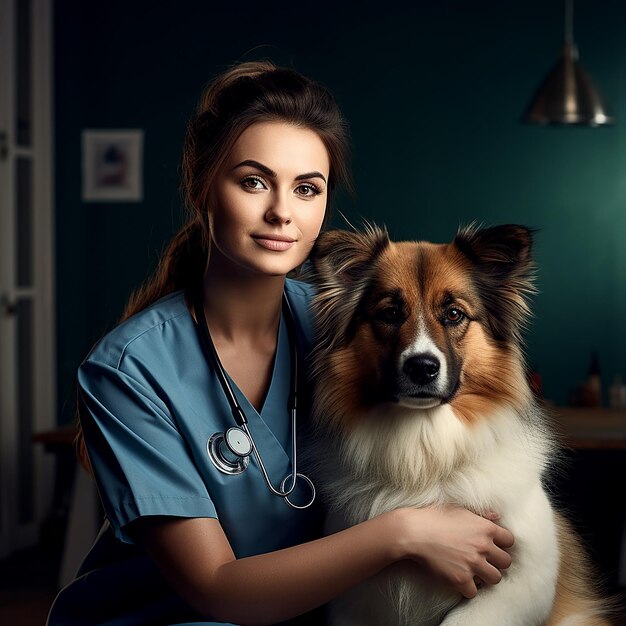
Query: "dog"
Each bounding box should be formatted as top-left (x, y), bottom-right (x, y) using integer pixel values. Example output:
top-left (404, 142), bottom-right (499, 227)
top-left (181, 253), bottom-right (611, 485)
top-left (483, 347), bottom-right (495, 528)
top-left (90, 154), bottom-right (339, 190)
top-left (304, 223), bottom-right (616, 625)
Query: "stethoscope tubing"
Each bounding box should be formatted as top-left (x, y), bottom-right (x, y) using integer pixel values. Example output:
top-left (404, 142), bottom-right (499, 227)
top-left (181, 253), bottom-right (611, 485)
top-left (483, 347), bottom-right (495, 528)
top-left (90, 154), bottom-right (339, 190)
top-left (242, 420), bottom-right (297, 498)
top-left (191, 286), bottom-right (314, 508)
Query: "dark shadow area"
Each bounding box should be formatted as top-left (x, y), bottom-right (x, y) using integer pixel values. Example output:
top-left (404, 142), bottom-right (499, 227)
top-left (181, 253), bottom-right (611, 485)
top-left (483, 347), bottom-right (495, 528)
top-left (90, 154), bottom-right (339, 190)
top-left (0, 541), bottom-right (61, 626)
top-left (550, 448), bottom-right (626, 597)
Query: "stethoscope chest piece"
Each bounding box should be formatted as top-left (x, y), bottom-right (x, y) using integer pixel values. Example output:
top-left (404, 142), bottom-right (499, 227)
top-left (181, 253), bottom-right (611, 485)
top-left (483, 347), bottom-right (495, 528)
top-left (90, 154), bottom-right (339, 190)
top-left (207, 427), bottom-right (251, 475)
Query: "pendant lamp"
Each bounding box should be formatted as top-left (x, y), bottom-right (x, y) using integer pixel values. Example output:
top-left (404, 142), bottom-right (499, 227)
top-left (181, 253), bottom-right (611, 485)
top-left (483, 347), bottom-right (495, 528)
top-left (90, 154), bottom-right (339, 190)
top-left (522, 0), bottom-right (613, 126)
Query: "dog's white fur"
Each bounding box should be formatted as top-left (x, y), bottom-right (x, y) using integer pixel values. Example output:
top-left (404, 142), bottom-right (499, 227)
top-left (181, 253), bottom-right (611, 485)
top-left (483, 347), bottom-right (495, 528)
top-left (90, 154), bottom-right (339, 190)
top-left (314, 397), bottom-right (560, 626)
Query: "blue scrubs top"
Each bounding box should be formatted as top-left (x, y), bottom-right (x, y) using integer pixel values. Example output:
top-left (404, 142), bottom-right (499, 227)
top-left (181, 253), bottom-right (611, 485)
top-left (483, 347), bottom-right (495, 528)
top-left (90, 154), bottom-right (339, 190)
top-left (47, 278), bottom-right (325, 626)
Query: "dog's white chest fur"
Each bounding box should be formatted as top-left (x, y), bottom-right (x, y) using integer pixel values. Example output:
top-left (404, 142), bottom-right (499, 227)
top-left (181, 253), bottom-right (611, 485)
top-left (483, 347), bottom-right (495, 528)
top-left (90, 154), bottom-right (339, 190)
top-left (315, 404), bottom-right (560, 626)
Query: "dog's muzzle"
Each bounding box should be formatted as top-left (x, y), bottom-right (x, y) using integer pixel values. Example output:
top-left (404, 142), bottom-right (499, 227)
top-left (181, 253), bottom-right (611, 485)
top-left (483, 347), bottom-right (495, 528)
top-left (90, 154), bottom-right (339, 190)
top-left (394, 351), bottom-right (454, 409)
top-left (403, 354), bottom-right (440, 385)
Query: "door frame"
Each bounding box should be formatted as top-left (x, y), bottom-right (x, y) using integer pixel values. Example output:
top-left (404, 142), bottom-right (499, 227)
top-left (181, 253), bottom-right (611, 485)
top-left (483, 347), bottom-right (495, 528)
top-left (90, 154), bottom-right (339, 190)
top-left (0, 0), bottom-right (56, 558)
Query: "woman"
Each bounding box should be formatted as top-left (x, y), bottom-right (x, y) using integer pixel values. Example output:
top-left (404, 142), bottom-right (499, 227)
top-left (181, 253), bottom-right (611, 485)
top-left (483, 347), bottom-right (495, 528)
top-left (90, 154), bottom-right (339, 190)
top-left (47, 60), bottom-right (514, 626)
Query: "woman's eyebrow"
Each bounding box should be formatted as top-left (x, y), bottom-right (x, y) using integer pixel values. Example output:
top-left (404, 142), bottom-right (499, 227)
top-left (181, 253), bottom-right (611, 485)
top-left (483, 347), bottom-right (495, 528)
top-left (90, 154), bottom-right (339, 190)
top-left (233, 159), bottom-right (327, 184)
top-left (233, 159), bottom-right (276, 177)
top-left (295, 171), bottom-right (327, 184)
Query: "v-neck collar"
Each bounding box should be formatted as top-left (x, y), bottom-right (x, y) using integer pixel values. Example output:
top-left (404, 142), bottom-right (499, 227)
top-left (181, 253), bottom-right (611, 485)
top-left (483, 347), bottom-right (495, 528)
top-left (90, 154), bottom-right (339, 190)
top-left (224, 310), bottom-right (283, 416)
top-left (224, 310), bottom-right (292, 455)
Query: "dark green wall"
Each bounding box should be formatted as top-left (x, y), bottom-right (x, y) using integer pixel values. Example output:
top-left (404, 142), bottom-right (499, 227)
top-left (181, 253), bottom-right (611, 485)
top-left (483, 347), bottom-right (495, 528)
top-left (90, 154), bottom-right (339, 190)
top-left (54, 0), bottom-right (626, 424)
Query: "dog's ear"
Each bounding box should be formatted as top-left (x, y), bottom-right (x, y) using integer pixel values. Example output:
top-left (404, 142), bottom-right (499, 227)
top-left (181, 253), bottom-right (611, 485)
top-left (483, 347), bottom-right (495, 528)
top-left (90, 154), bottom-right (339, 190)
top-left (308, 224), bottom-right (390, 287)
top-left (453, 224), bottom-right (538, 344)
top-left (306, 223), bottom-right (390, 350)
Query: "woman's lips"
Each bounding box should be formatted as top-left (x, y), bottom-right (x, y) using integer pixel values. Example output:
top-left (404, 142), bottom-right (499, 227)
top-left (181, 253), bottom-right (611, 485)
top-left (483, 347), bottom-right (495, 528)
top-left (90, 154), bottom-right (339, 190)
top-left (252, 236), bottom-right (295, 251)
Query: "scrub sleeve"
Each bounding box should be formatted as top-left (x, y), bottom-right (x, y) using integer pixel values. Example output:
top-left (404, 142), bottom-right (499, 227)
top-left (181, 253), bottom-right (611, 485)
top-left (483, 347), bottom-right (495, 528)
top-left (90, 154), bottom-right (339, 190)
top-left (46, 279), bottom-right (324, 626)
top-left (79, 360), bottom-right (219, 541)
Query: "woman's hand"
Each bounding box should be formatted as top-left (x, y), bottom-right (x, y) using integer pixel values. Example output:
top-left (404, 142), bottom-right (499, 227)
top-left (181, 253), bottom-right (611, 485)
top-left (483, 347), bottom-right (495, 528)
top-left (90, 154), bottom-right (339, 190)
top-left (388, 505), bottom-right (514, 599)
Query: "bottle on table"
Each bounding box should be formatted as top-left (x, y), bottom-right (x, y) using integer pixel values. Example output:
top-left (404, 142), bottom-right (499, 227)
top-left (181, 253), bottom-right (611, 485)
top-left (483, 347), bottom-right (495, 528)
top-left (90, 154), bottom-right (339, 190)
top-left (586, 349), bottom-right (602, 407)
top-left (609, 374), bottom-right (626, 410)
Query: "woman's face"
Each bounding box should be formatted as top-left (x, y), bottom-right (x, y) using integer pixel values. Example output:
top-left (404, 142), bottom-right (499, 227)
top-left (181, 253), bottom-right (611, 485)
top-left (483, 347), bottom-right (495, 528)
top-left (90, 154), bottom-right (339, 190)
top-left (209, 121), bottom-right (330, 277)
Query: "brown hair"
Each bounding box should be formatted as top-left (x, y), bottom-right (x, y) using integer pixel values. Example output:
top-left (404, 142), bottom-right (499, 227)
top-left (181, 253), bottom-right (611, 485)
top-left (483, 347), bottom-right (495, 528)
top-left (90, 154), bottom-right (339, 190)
top-left (75, 59), bottom-right (353, 472)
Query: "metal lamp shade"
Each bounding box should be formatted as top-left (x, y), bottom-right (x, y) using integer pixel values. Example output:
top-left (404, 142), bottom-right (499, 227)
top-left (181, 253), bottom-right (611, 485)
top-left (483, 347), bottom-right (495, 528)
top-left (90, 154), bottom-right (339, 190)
top-left (523, 41), bottom-right (613, 126)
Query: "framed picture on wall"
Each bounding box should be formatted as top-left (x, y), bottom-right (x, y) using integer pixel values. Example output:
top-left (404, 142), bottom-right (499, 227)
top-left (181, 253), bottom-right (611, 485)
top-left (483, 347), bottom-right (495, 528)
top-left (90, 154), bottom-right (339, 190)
top-left (82, 129), bottom-right (144, 202)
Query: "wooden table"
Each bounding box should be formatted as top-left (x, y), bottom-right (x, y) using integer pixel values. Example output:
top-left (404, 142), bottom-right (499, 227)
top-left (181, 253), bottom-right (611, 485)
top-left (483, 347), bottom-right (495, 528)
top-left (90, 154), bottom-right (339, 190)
top-left (33, 425), bottom-right (100, 588)
top-left (549, 406), bottom-right (626, 450)
top-left (32, 424), bottom-right (77, 449)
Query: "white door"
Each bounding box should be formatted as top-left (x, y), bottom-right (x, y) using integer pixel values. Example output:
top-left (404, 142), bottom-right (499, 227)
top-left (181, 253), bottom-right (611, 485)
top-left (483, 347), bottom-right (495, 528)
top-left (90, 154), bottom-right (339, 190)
top-left (0, 0), bottom-right (55, 558)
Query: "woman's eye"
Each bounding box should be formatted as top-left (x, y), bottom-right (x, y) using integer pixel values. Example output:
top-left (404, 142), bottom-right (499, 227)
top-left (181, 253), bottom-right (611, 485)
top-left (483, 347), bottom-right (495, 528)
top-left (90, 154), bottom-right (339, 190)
top-left (241, 176), bottom-right (266, 191)
top-left (445, 307), bottom-right (465, 324)
top-left (296, 183), bottom-right (321, 197)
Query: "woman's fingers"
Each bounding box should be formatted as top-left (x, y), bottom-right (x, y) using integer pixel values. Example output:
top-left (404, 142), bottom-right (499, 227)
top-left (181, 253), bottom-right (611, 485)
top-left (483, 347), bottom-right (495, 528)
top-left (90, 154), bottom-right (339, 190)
top-left (487, 544), bottom-right (513, 571)
top-left (457, 561), bottom-right (502, 599)
top-left (459, 578), bottom-right (479, 599)
top-left (482, 510), bottom-right (500, 522)
top-left (492, 524), bottom-right (515, 550)
top-left (476, 561), bottom-right (503, 587)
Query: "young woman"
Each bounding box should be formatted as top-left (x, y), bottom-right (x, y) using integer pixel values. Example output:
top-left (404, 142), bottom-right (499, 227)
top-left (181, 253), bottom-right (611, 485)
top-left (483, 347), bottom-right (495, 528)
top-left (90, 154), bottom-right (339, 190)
top-left (47, 60), bottom-right (514, 626)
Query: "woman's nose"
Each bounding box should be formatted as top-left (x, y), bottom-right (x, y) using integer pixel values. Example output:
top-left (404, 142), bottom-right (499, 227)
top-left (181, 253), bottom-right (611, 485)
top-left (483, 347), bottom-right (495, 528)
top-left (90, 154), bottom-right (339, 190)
top-left (265, 192), bottom-right (292, 225)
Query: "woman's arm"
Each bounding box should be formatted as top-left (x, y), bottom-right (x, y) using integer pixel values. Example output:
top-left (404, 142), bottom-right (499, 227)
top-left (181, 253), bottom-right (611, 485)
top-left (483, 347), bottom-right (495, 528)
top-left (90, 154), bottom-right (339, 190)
top-left (130, 505), bottom-right (514, 625)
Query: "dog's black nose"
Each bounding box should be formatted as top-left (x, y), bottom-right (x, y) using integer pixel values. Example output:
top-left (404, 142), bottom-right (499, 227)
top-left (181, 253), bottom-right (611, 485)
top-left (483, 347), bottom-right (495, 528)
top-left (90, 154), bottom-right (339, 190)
top-left (403, 354), bottom-right (440, 385)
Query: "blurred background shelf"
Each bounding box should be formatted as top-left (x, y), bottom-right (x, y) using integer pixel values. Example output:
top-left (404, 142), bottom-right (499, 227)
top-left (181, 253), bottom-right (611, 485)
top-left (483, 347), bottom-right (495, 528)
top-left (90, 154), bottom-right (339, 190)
top-left (550, 406), bottom-right (626, 449)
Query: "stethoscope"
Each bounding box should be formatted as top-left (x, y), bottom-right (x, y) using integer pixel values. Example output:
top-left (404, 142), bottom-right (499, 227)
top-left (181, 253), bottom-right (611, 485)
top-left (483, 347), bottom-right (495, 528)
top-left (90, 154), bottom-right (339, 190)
top-left (191, 288), bottom-right (316, 510)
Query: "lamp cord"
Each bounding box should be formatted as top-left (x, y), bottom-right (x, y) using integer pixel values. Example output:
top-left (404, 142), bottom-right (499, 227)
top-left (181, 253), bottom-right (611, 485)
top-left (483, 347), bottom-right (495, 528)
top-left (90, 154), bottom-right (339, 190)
top-left (564, 0), bottom-right (573, 44)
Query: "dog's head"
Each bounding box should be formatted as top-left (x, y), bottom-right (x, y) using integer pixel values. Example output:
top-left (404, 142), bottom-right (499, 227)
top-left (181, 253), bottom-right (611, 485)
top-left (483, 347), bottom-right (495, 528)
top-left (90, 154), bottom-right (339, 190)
top-left (307, 223), bottom-right (537, 432)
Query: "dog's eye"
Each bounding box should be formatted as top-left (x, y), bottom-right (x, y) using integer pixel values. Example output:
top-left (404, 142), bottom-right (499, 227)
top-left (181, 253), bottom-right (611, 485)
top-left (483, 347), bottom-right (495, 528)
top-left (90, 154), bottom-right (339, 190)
top-left (445, 307), bottom-right (465, 324)
top-left (378, 306), bottom-right (403, 324)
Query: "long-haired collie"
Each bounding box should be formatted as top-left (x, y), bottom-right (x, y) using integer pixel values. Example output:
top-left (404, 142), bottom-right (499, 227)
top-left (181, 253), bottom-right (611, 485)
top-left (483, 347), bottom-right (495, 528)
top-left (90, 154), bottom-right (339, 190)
top-left (304, 223), bottom-right (616, 625)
